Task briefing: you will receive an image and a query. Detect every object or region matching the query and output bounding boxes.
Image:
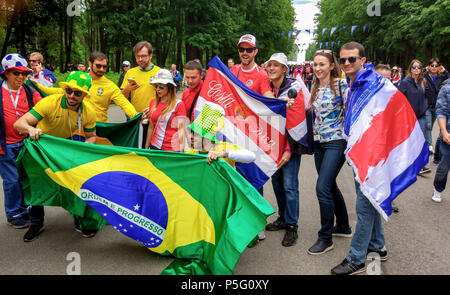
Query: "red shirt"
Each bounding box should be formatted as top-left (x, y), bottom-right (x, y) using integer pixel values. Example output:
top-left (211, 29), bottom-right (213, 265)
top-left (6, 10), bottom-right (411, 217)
top-left (2, 84), bottom-right (42, 144)
top-left (181, 80), bottom-right (203, 121)
top-left (230, 64), bottom-right (271, 96)
top-left (149, 99), bottom-right (186, 151)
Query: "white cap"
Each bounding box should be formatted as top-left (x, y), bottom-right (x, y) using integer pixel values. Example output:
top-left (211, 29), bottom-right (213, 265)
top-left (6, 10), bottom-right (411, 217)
top-left (122, 60), bottom-right (131, 66)
top-left (265, 53), bottom-right (289, 68)
top-left (237, 34), bottom-right (257, 48)
top-left (150, 69), bottom-right (176, 87)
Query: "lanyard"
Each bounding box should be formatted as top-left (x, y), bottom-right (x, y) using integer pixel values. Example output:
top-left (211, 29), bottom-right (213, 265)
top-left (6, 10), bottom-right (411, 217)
top-left (67, 107), bottom-right (82, 141)
top-left (5, 84), bottom-right (22, 118)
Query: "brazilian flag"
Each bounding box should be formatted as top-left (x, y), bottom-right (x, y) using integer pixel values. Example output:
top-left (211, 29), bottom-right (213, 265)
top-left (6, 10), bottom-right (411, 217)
top-left (17, 135), bottom-right (274, 274)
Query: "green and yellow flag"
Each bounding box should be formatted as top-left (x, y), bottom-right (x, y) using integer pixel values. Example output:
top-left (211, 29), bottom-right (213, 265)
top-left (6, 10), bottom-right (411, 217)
top-left (17, 135), bottom-right (274, 274)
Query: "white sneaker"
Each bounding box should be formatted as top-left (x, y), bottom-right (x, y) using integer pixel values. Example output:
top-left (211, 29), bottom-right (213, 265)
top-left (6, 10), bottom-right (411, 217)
top-left (429, 145), bottom-right (434, 154)
top-left (258, 230), bottom-right (266, 240)
top-left (432, 189), bottom-right (442, 203)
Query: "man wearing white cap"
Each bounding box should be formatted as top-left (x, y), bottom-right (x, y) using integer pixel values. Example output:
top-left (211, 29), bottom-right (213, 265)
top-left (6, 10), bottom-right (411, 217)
top-left (264, 52), bottom-right (306, 247)
top-left (0, 53), bottom-right (42, 229)
top-left (117, 60), bottom-right (131, 88)
top-left (230, 34), bottom-right (274, 98)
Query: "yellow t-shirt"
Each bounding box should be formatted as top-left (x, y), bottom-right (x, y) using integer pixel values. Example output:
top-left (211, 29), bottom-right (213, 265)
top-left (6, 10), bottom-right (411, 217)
top-left (88, 76), bottom-right (137, 122)
top-left (30, 94), bottom-right (96, 139)
top-left (120, 65), bottom-right (161, 113)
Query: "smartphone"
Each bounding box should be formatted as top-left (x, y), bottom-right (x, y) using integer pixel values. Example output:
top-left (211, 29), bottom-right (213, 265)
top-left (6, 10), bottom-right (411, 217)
top-left (127, 78), bottom-right (136, 82)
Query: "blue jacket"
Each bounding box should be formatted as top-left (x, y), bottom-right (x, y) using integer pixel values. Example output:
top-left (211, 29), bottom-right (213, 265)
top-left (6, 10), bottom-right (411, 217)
top-left (398, 76), bottom-right (428, 119)
top-left (436, 79), bottom-right (450, 134)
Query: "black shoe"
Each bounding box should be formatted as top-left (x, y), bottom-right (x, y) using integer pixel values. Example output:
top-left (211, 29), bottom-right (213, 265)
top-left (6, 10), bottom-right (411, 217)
top-left (307, 239), bottom-right (334, 255)
top-left (7, 218), bottom-right (29, 229)
top-left (81, 229), bottom-right (97, 238)
top-left (332, 225), bottom-right (353, 238)
top-left (23, 224), bottom-right (44, 242)
top-left (331, 259), bottom-right (366, 275)
top-left (419, 167), bottom-right (431, 175)
top-left (74, 217), bottom-right (97, 238)
top-left (392, 205), bottom-right (399, 213)
top-left (265, 217), bottom-right (286, 231)
top-left (281, 225), bottom-right (298, 247)
top-left (433, 159), bottom-right (440, 165)
top-left (367, 246), bottom-right (388, 261)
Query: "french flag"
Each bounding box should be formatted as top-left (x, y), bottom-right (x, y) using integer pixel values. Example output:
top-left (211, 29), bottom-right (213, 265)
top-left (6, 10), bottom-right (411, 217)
top-left (344, 65), bottom-right (429, 220)
top-left (193, 56), bottom-right (296, 189)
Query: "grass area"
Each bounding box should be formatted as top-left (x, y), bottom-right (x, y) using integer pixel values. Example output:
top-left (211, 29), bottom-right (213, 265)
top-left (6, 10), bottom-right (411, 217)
top-left (54, 71), bottom-right (122, 87)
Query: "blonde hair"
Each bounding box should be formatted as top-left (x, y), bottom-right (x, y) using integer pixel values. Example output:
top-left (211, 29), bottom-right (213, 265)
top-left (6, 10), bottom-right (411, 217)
top-left (30, 52), bottom-right (44, 63)
top-left (310, 51), bottom-right (342, 107)
top-left (151, 83), bottom-right (178, 116)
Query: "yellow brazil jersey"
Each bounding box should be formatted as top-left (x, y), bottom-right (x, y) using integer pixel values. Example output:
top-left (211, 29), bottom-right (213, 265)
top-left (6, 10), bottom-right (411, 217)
top-left (88, 76), bottom-right (137, 122)
top-left (120, 65), bottom-right (161, 113)
top-left (29, 94), bottom-right (96, 139)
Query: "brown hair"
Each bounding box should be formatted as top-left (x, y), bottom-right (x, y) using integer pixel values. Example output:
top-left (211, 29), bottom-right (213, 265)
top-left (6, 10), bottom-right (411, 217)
top-left (89, 51), bottom-right (107, 63)
top-left (374, 64), bottom-right (391, 71)
top-left (184, 60), bottom-right (203, 74)
top-left (340, 41), bottom-right (366, 58)
top-left (310, 50), bottom-right (342, 107)
top-left (133, 41), bottom-right (153, 55)
top-left (407, 59), bottom-right (426, 90)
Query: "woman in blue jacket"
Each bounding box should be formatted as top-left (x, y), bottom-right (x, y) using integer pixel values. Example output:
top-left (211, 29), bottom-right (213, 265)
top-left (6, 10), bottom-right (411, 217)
top-left (399, 59), bottom-right (430, 175)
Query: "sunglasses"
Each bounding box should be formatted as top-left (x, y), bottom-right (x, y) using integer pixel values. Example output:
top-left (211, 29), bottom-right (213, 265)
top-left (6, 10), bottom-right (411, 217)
top-left (29, 59), bottom-right (39, 63)
top-left (65, 88), bottom-right (83, 97)
top-left (339, 56), bottom-right (361, 65)
top-left (238, 47), bottom-right (256, 53)
top-left (430, 64), bottom-right (440, 68)
top-left (95, 64), bottom-right (108, 69)
top-left (9, 70), bottom-right (28, 77)
top-left (412, 65), bottom-right (421, 70)
top-left (155, 84), bottom-right (166, 90)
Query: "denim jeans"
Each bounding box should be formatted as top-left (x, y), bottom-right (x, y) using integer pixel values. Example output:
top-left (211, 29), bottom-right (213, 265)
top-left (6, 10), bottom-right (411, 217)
top-left (434, 136), bottom-right (442, 163)
top-left (425, 108), bottom-right (437, 147)
top-left (313, 139), bottom-right (349, 242)
top-left (271, 153), bottom-right (301, 227)
top-left (418, 115), bottom-right (427, 145)
top-left (0, 142), bottom-right (27, 220)
top-left (347, 181), bottom-right (385, 265)
top-left (433, 139), bottom-right (450, 192)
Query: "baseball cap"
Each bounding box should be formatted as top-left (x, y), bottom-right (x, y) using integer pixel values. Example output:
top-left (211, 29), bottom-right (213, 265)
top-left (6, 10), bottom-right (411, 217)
top-left (122, 60), bottom-right (131, 66)
top-left (237, 34), bottom-right (257, 48)
top-left (1, 53), bottom-right (32, 76)
top-left (265, 53), bottom-right (289, 68)
top-left (150, 69), bottom-right (176, 87)
top-left (392, 66), bottom-right (398, 70)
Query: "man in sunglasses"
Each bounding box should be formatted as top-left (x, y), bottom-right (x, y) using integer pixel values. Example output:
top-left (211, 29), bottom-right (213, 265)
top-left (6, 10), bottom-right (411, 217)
top-left (14, 71), bottom-right (98, 242)
top-left (230, 34), bottom-right (274, 98)
top-left (29, 52), bottom-right (56, 88)
top-left (331, 42), bottom-right (387, 275)
top-left (0, 53), bottom-right (42, 230)
top-left (424, 58), bottom-right (450, 157)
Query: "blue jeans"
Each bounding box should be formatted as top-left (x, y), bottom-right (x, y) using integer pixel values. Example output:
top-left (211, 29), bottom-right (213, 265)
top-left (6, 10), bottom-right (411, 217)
top-left (433, 139), bottom-right (450, 192)
top-left (347, 181), bottom-right (385, 265)
top-left (434, 136), bottom-right (442, 163)
top-left (271, 154), bottom-right (301, 227)
top-left (418, 116), bottom-right (427, 145)
top-left (425, 108), bottom-right (436, 147)
top-left (0, 141), bottom-right (27, 220)
top-left (313, 139), bottom-right (349, 242)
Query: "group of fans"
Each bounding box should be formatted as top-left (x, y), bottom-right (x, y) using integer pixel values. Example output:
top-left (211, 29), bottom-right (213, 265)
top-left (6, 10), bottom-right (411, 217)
top-left (1, 31), bottom-right (449, 276)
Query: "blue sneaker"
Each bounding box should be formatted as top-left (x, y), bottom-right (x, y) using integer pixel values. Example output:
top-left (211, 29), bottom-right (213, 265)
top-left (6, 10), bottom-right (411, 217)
top-left (7, 218), bottom-right (29, 229)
